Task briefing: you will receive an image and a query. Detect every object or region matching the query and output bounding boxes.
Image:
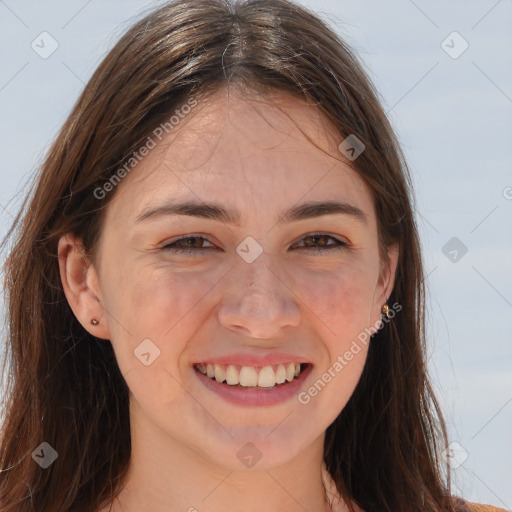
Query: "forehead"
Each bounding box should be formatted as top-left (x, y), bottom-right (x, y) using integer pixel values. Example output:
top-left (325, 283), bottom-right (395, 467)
top-left (102, 87), bottom-right (375, 227)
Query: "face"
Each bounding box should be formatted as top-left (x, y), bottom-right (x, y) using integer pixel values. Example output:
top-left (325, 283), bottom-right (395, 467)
top-left (60, 86), bottom-right (398, 470)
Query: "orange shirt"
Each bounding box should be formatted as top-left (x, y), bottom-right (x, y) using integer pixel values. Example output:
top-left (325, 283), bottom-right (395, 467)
top-left (321, 462), bottom-right (509, 512)
top-left (460, 500), bottom-right (509, 512)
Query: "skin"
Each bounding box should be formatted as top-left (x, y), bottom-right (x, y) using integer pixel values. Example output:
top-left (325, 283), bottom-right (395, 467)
top-left (58, 86), bottom-right (398, 512)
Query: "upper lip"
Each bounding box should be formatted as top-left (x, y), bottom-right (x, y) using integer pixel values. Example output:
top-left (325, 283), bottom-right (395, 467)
top-left (193, 352), bottom-right (312, 367)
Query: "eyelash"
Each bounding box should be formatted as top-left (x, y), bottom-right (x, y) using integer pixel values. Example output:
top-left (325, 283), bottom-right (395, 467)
top-left (161, 232), bottom-right (348, 255)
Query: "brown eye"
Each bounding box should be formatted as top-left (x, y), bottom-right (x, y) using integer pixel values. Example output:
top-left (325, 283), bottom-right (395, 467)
top-left (293, 233), bottom-right (347, 252)
top-left (162, 236), bottom-right (215, 254)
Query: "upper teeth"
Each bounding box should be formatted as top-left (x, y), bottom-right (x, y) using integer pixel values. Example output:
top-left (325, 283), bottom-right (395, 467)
top-left (195, 362), bottom-right (302, 388)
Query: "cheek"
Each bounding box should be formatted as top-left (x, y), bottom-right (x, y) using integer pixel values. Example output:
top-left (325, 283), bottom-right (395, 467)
top-left (295, 266), bottom-right (373, 420)
top-left (104, 266), bottom-right (214, 413)
top-left (100, 258), bottom-right (221, 375)
top-left (106, 257), bottom-right (218, 333)
top-left (290, 261), bottom-right (375, 336)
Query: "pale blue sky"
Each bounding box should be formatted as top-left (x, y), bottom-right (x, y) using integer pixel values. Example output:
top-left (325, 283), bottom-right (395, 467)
top-left (1, 0), bottom-right (511, 507)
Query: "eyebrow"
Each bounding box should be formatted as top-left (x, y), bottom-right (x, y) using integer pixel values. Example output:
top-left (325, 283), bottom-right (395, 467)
top-left (135, 199), bottom-right (368, 226)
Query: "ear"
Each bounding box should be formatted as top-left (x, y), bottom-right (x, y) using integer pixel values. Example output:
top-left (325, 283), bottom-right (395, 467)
top-left (370, 241), bottom-right (399, 329)
top-left (57, 233), bottom-right (111, 340)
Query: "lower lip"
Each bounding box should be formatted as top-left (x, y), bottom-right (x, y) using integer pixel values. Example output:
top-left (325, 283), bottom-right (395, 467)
top-left (193, 364), bottom-right (313, 407)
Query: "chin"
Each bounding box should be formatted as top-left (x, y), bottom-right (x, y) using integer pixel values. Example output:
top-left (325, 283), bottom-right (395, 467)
top-left (197, 428), bottom-right (307, 471)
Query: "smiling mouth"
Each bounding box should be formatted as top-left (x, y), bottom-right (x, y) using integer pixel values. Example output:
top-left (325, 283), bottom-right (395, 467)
top-left (193, 362), bottom-right (311, 389)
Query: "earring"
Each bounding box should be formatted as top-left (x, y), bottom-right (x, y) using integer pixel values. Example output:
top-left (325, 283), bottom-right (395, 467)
top-left (90, 318), bottom-right (99, 326)
top-left (381, 303), bottom-right (390, 319)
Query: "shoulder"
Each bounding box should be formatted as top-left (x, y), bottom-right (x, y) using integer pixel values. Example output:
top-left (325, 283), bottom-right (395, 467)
top-left (466, 503), bottom-right (510, 512)
top-left (451, 496), bottom-right (509, 512)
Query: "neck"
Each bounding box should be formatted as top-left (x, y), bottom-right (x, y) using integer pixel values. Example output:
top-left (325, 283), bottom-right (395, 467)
top-left (100, 402), bottom-right (339, 512)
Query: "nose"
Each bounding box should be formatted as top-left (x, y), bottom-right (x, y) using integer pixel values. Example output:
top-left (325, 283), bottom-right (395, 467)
top-left (216, 256), bottom-right (301, 340)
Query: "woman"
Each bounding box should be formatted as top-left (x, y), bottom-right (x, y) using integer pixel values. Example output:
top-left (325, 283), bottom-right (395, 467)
top-left (0, 1), bottom-right (506, 511)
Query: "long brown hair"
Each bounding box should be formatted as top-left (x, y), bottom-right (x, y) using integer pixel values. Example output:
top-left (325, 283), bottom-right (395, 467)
top-left (0, 0), bottom-right (456, 510)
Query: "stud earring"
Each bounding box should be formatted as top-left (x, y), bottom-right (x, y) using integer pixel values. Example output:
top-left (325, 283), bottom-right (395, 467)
top-left (381, 303), bottom-right (390, 319)
top-left (90, 318), bottom-right (99, 326)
